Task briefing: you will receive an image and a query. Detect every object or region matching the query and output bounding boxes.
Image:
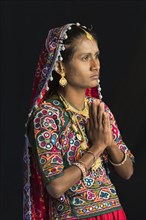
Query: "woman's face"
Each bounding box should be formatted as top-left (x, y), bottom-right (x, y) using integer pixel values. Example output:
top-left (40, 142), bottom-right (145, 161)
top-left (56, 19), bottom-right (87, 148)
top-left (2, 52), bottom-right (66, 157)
top-left (64, 36), bottom-right (100, 89)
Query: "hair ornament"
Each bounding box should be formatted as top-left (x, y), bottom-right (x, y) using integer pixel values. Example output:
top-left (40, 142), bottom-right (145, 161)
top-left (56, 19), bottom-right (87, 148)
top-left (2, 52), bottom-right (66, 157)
top-left (46, 85), bottom-right (49, 91)
top-left (76, 22), bottom-right (80, 26)
top-left (61, 45), bottom-right (65, 51)
top-left (28, 112), bottom-right (32, 118)
top-left (64, 34), bottom-right (68, 39)
top-left (80, 27), bottom-right (94, 41)
top-left (50, 75), bottom-right (53, 81)
top-left (59, 56), bottom-right (63, 61)
top-left (35, 104), bottom-right (38, 109)
top-left (58, 39), bottom-right (63, 44)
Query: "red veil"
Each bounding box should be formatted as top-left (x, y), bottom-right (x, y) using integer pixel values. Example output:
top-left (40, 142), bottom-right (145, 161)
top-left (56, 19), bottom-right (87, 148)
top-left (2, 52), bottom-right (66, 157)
top-left (23, 23), bottom-right (102, 219)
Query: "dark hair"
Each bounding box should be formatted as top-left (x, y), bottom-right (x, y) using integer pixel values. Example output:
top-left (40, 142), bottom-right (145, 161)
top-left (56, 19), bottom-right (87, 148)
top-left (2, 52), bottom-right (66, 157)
top-left (61, 25), bottom-right (97, 63)
top-left (45, 25), bottom-right (97, 99)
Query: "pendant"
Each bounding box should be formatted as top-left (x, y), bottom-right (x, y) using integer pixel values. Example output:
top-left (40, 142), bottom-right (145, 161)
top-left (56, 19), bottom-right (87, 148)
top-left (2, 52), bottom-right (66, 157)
top-left (82, 108), bottom-right (89, 118)
top-left (77, 134), bottom-right (82, 141)
top-left (81, 141), bottom-right (88, 150)
top-left (92, 158), bottom-right (102, 171)
top-left (72, 124), bottom-right (78, 133)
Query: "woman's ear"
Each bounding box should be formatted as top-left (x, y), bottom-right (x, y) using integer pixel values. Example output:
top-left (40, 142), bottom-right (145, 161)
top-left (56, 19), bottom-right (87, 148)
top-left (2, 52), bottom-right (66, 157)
top-left (54, 61), bottom-right (60, 75)
top-left (54, 61), bottom-right (65, 76)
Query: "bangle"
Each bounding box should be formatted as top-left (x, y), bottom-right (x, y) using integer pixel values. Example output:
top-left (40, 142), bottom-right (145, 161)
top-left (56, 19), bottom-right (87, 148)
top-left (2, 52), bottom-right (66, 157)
top-left (109, 152), bottom-right (127, 167)
top-left (73, 162), bottom-right (87, 178)
top-left (78, 160), bottom-right (88, 173)
top-left (86, 150), bottom-right (96, 163)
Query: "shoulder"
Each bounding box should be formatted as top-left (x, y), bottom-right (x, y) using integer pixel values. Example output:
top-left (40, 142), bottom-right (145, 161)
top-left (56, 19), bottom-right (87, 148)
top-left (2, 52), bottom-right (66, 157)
top-left (30, 98), bottom-right (66, 130)
top-left (34, 98), bottom-right (64, 118)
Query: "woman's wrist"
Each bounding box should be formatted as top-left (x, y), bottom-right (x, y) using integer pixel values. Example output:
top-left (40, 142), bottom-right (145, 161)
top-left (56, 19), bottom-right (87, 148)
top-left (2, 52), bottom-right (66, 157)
top-left (91, 143), bottom-right (106, 154)
top-left (106, 140), bottom-right (117, 151)
top-left (88, 145), bottom-right (105, 160)
top-left (72, 162), bottom-right (87, 178)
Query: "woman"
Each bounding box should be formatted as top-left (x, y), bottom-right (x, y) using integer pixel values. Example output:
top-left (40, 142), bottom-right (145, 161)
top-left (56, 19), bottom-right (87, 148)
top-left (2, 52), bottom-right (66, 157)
top-left (23, 22), bottom-right (134, 220)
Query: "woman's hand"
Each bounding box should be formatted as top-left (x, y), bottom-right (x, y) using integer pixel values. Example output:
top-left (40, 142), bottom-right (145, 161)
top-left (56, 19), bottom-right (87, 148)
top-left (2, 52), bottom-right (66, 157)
top-left (86, 99), bottom-right (114, 151)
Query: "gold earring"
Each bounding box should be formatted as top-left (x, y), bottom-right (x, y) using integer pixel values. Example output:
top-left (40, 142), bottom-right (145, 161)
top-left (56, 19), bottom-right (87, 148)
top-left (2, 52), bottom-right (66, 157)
top-left (59, 62), bottom-right (67, 87)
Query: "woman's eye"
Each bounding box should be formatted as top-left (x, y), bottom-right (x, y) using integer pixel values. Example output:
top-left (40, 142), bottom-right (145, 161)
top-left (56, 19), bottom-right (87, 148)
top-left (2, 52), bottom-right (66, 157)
top-left (82, 55), bottom-right (89, 61)
top-left (95, 53), bottom-right (100, 59)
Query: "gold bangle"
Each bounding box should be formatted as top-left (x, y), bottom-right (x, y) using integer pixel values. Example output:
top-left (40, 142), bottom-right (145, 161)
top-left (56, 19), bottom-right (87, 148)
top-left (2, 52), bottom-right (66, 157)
top-left (109, 153), bottom-right (127, 167)
top-left (86, 150), bottom-right (96, 163)
top-left (73, 162), bottom-right (87, 178)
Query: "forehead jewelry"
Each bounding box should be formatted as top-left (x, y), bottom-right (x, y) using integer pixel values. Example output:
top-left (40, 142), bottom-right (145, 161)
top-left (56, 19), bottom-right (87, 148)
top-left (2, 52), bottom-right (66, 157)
top-left (76, 22), bottom-right (93, 41)
top-left (80, 27), bottom-right (94, 41)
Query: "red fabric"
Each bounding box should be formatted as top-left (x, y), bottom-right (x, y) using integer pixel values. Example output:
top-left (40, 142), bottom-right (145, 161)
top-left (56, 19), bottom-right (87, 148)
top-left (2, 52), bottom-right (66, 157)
top-left (30, 148), bottom-right (52, 219)
top-left (86, 87), bottom-right (99, 98)
top-left (29, 46), bottom-right (48, 109)
top-left (82, 209), bottom-right (127, 220)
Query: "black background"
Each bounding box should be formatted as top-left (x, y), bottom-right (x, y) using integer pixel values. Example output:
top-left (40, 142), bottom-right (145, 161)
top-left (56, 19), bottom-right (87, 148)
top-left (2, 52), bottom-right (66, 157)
top-left (0, 1), bottom-right (145, 220)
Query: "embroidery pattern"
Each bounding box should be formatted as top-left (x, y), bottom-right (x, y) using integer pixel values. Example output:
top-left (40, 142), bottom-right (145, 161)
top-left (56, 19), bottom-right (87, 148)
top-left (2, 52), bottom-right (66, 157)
top-left (31, 97), bottom-right (134, 219)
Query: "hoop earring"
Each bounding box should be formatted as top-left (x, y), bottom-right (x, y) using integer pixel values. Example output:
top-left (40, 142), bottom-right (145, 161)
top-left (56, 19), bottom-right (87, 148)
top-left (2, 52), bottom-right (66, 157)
top-left (59, 62), bottom-right (67, 87)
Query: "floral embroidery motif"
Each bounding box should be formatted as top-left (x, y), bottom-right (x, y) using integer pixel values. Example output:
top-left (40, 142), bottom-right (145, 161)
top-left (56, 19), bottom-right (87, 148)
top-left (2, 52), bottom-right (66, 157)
top-left (110, 187), bottom-right (116, 195)
top-left (72, 197), bottom-right (84, 205)
top-left (86, 190), bottom-right (96, 200)
top-left (99, 190), bottom-right (110, 199)
top-left (83, 177), bottom-right (94, 187)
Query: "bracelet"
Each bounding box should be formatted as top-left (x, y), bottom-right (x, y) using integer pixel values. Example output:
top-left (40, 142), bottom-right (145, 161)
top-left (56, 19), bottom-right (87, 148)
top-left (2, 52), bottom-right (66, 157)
top-left (109, 152), bottom-right (127, 167)
top-left (78, 160), bottom-right (88, 173)
top-left (73, 162), bottom-right (87, 178)
top-left (86, 150), bottom-right (96, 163)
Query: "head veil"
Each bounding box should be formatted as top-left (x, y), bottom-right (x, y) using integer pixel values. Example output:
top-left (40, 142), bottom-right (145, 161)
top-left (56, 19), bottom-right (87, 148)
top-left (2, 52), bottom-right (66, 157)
top-left (23, 22), bottom-right (102, 219)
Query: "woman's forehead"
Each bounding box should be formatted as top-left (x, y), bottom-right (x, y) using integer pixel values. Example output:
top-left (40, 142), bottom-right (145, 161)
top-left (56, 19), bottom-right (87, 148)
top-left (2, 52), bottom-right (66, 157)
top-left (73, 36), bottom-right (99, 55)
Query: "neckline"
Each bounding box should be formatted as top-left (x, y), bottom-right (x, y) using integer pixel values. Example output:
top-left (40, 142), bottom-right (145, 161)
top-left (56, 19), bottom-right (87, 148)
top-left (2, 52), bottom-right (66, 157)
top-left (58, 93), bottom-right (89, 118)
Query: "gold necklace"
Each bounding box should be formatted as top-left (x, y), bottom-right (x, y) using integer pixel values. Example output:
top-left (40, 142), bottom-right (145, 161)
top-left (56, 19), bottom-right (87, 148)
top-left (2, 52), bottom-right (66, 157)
top-left (58, 93), bottom-right (102, 170)
top-left (60, 94), bottom-right (89, 117)
top-left (58, 93), bottom-right (89, 150)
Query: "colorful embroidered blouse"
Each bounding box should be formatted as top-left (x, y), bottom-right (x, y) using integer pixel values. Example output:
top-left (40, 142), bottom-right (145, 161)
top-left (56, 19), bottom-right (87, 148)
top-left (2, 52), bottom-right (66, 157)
top-left (29, 96), bottom-right (134, 219)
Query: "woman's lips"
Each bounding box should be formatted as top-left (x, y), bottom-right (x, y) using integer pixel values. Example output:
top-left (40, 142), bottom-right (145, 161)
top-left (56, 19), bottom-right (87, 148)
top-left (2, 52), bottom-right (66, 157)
top-left (90, 74), bottom-right (99, 79)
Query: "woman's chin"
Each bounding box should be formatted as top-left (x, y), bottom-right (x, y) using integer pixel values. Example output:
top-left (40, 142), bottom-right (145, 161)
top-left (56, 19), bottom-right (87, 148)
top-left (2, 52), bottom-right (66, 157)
top-left (88, 82), bottom-right (99, 88)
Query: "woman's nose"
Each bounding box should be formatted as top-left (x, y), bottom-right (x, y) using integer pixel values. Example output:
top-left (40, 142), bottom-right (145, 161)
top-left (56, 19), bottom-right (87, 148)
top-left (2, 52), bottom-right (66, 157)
top-left (91, 58), bottom-right (100, 71)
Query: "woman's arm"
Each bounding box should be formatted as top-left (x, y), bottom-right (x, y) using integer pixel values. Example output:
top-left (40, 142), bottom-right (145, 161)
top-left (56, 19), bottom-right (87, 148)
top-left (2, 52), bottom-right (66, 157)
top-left (107, 141), bottom-right (134, 179)
top-left (30, 103), bottom-right (107, 199)
top-left (86, 99), bottom-right (134, 180)
top-left (46, 144), bottom-right (104, 199)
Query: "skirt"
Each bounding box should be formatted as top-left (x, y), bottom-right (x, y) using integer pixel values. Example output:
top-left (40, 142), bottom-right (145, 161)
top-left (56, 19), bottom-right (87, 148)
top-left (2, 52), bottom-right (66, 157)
top-left (81, 209), bottom-right (127, 220)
